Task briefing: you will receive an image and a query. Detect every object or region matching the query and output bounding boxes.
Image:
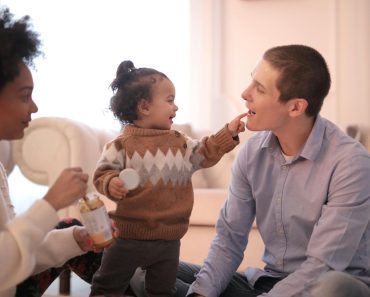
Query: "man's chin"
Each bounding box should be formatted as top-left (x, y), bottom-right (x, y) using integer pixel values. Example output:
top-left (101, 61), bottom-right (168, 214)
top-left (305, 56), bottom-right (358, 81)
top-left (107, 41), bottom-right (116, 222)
top-left (245, 123), bottom-right (257, 132)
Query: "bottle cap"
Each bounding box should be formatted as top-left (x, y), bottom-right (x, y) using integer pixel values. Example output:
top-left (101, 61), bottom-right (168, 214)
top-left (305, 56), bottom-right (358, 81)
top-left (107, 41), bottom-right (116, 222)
top-left (119, 168), bottom-right (140, 190)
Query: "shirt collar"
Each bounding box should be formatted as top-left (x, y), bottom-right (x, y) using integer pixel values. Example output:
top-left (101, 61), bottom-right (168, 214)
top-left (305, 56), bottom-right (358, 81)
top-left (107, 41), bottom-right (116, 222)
top-left (261, 115), bottom-right (326, 161)
top-left (299, 115), bottom-right (325, 160)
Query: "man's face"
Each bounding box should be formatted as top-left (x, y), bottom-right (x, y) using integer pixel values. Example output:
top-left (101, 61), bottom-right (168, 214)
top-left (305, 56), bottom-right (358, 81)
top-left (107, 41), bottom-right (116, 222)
top-left (0, 63), bottom-right (38, 140)
top-left (241, 59), bottom-right (291, 134)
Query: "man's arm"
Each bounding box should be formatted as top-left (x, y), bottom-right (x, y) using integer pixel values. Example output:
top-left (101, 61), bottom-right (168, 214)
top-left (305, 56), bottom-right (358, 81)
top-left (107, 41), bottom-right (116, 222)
top-left (187, 146), bottom-right (256, 297)
top-left (261, 154), bottom-right (370, 297)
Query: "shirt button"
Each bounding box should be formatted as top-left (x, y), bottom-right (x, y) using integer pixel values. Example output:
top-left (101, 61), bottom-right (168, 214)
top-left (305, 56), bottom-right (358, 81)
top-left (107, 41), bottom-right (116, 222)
top-left (175, 131), bottom-right (180, 137)
top-left (183, 143), bottom-right (187, 149)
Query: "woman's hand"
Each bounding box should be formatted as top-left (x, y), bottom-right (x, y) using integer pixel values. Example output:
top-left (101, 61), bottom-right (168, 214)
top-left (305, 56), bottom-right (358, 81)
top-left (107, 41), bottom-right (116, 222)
top-left (72, 226), bottom-right (102, 253)
top-left (44, 167), bottom-right (88, 211)
top-left (74, 219), bottom-right (120, 253)
top-left (112, 220), bottom-right (120, 238)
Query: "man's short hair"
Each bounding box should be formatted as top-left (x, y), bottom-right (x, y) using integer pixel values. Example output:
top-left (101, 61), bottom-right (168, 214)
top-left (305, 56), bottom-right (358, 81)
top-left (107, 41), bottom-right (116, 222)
top-left (263, 44), bottom-right (331, 117)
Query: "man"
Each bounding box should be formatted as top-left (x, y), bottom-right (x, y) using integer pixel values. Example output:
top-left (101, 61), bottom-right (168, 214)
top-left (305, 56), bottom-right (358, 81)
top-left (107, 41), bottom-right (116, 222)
top-left (131, 45), bottom-right (370, 297)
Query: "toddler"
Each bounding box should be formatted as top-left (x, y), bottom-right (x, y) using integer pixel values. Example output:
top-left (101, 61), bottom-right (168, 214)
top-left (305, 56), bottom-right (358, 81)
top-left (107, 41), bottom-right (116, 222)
top-left (90, 60), bottom-right (246, 297)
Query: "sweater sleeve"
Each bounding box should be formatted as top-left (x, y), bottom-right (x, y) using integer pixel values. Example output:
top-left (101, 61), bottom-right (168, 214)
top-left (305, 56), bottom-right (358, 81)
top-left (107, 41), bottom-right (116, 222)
top-left (33, 226), bottom-right (84, 275)
top-left (93, 139), bottom-right (125, 200)
top-left (0, 199), bottom-right (60, 290)
top-left (190, 124), bottom-right (239, 170)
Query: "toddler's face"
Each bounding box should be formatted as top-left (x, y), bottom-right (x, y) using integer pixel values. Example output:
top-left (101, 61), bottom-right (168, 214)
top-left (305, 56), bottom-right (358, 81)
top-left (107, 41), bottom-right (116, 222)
top-left (142, 78), bottom-right (178, 130)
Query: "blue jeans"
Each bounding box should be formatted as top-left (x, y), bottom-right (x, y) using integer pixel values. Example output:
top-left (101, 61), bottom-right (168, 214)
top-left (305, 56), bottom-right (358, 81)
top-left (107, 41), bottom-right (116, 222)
top-left (130, 262), bottom-right (370, 297)
top-left (130, 261), bottom-right (281, 297)
top-left (306, 271), bottom-right (370, 297)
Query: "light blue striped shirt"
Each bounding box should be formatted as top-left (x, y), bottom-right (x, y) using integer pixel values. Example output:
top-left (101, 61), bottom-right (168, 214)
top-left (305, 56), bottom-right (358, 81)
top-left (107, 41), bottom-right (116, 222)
top-left (188, 116), bottom-right (370, 297)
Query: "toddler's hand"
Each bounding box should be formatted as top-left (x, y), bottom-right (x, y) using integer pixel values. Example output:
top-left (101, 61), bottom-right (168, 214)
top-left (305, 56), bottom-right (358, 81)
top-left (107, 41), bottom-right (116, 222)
top-left (108, 177), bottom-right (129, 199)
top-left (228, 112), bottom-right (248, 137)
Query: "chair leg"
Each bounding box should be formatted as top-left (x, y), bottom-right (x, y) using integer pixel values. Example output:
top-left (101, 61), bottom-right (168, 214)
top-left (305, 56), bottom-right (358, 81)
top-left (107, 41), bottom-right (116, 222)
top-left (59, 270), bottom-right (71, 295)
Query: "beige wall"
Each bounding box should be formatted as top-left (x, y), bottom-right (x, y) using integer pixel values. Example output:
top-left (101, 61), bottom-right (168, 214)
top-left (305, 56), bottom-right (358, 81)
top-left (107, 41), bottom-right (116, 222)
top-left (190, 0), bottom-right (370, 148)
top-left (335, 0), bottom-right (370, 148)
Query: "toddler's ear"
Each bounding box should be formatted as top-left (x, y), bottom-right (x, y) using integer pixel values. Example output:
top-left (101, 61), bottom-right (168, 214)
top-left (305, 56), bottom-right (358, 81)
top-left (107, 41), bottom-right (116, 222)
top-left (138, 99), bottom-right (150, 115)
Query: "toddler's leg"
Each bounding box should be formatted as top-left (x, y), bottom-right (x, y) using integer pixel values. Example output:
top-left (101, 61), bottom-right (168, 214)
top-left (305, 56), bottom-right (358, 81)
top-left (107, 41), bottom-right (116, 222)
top-left (90, 238), bottom-right (138, 296)
top-left (145, 240), bottom-right (180, 297)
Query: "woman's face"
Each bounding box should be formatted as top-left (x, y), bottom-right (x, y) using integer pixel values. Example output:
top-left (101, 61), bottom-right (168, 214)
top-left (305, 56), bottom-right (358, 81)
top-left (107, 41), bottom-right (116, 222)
top-left (0, 62), bottom-right (38, 140)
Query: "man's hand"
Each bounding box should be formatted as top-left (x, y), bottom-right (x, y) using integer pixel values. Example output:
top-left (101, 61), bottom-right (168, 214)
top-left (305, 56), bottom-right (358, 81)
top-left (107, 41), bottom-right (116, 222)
top-left (228, 113), bottom-right (248, 137)
top-left (43, 167), bottom-right (88, 211)
top-left (108, 176), bottom-right (129, 199)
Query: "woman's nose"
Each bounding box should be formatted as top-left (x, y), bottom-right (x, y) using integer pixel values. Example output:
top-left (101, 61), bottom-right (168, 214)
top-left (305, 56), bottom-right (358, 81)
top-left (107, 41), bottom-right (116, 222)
top-left (30, 99), bottom-right (38, 113)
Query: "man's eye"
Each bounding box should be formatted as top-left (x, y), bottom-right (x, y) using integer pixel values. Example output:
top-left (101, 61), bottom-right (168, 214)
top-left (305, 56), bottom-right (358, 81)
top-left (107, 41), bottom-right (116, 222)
top-left (256, 86), bottom-right (265, 94)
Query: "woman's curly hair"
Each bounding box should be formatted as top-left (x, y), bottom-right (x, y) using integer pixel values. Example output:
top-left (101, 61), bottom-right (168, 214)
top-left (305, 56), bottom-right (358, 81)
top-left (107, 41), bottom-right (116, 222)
top-left (109, 60), bottom-right (168, 124)
top-left (0, 7), bottom-right (42, 91)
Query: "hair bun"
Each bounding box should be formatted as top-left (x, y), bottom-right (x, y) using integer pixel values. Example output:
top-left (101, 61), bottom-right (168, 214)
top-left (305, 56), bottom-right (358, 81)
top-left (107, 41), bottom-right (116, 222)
top-left (116, 60), bottom-right (135, 76)
top-left (110, 60), bottom-right (136, 91)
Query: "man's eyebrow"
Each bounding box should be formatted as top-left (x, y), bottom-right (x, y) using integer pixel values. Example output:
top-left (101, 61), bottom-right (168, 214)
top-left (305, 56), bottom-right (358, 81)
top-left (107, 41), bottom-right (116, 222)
top-left (252, 77), bottom-right (265, 90)
top-left (250, 70), bottom-right (266, 89)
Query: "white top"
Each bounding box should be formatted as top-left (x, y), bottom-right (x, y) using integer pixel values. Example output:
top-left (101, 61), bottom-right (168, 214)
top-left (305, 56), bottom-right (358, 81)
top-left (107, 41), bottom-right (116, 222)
top-left (0, 162), bottom-right (84, 297)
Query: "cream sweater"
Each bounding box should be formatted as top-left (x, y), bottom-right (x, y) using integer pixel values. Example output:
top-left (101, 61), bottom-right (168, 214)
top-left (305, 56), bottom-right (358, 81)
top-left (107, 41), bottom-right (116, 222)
top-left (0, 162), bottom-right (84, 297)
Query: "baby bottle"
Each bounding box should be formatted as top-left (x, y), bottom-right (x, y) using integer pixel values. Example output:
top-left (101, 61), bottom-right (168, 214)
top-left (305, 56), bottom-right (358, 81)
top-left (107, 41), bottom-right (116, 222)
top-left (78, 192), bottom-right (113, 248)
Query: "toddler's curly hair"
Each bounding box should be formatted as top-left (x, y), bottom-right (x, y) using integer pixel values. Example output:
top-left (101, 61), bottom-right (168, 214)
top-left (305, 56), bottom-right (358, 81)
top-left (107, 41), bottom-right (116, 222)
top-left (110, 60), bottom-right (168, 124)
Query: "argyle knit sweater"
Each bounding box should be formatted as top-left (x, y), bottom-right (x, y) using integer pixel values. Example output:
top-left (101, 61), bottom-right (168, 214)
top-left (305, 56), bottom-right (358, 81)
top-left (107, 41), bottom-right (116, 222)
top-left (93, 124), bottom-right (239, 241)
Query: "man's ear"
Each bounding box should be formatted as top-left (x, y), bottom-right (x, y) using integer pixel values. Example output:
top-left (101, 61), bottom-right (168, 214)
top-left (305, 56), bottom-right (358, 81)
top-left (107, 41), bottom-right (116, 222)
top-left (137, 99), bottom-right (150, 116)
top-left (288, 98), bottom-right (308, 117)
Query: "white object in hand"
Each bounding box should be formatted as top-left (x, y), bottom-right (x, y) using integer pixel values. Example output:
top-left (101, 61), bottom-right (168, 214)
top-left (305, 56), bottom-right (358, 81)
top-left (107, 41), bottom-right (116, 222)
top-left (119, 168), bottom-right (140, 190)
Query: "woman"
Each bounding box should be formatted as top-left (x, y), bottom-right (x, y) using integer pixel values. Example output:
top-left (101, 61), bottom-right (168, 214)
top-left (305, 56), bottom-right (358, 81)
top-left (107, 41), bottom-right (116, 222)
top-left (0, 6), bottom-right (104, 297)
